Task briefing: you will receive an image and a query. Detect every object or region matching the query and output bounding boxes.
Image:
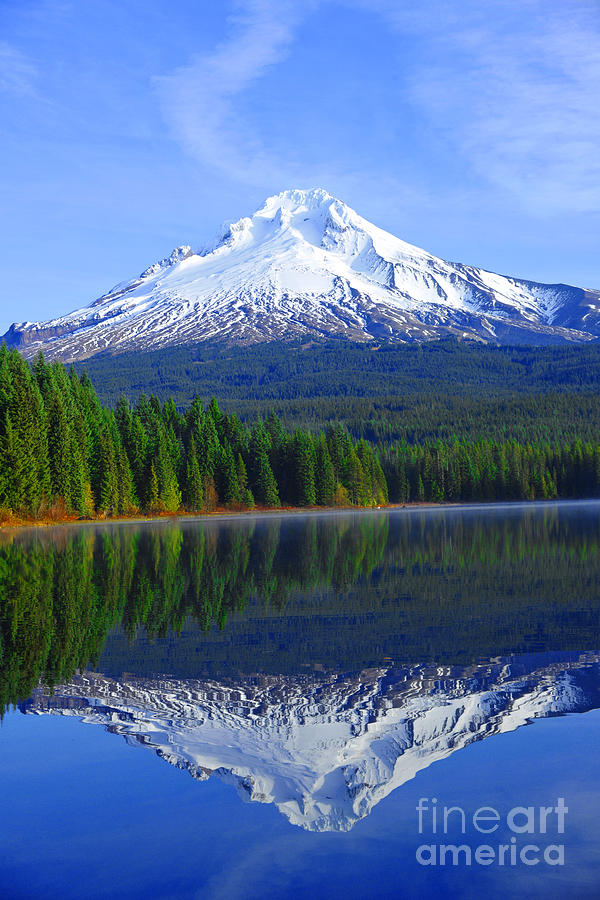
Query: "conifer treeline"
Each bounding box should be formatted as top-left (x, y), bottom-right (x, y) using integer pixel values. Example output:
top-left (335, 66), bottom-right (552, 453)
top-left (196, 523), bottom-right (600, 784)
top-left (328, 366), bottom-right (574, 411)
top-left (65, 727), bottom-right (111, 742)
top-left (0, 347), bottom-right (387, 517)
top-left (382, 439), bottom-right (600, 502)
top-left (2, 345), bottom-right (600, 518)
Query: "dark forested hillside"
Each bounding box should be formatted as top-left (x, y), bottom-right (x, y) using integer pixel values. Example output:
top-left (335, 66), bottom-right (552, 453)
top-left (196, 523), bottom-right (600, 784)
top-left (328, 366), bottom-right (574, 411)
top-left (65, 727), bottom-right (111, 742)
top-left (77, 338), bottom-right (600, 443)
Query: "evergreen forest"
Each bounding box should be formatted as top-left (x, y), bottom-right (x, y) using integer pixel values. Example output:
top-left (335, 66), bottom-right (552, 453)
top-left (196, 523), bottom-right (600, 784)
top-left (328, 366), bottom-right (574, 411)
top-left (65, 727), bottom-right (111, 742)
top-left (2, 342), bottom-right (600, 520)
top-left (79, 338), bottom-right (600, 443)
top-left (0, 346), bottom-right (387, 519)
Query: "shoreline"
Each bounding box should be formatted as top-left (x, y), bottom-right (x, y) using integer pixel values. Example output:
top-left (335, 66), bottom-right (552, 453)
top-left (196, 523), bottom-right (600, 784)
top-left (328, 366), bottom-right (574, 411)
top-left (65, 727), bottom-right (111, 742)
top-left (0, 502), bottom-right (431, 533)
top-left (2, 497), bottom-right (599, 534)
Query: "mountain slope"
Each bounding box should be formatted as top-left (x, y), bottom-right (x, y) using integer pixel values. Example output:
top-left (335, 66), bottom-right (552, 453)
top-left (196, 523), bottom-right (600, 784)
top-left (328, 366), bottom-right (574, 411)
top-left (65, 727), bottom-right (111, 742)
top-left (4, 188), bottom-right (600, 360)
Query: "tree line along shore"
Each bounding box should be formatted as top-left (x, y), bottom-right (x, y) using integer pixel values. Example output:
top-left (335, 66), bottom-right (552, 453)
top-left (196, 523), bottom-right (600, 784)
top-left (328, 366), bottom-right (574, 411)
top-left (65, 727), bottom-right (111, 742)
top-left (1, 345), bottom-right (599, 524)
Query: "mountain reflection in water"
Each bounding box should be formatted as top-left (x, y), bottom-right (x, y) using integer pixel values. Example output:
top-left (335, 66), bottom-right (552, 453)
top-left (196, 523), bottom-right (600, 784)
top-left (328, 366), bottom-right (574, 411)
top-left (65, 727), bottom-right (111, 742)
top-left (22, 652), bottom-right (600, 832)
top-left (2, 502), bottom-right (600, 831)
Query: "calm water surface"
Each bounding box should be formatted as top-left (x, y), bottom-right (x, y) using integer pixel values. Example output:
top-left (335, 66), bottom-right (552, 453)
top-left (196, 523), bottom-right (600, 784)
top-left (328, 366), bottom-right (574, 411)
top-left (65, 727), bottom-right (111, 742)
top-left (1, 502), bottom-right (599, 899)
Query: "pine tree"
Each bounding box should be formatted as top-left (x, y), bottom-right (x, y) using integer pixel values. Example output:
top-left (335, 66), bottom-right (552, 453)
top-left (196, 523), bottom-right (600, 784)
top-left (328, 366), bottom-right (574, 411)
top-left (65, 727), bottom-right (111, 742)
top-left (266, 412), bottom-right (290, 501)
top-left (116, 444), bottom-right (136, 513)
top-left (185, 435), bottom-right (204, 511)
top-left (96, 422), bottom-right (119, 513)
top-left (291, 430), bottom-right (316, 506)
top-left (47, 391), bottom-right (72, 508)
top-left (236, 453), bottom-right (254, 508)
top-left (147, 463), bottom-right (161, 513)
top-left (249, 422), bottom-right (279, 507)
top-left (218, 442), bottom-right (241, 506)
top-left (371, 452), bottom-right (388, 505)
top-left (128, 415), bottom-right (149, 502)
top-left (345, 448), bottom-right (366, 506)
top-left (315, 433), bottom-right (335, 506)
top-left (155, 432), bottom-right (181, 512)
top-left (0, 413), bottom-right (16, 509)
top-left (5, 353), bottom-right (49, 512)
top-left (197, 414), bottom-right (220, 480)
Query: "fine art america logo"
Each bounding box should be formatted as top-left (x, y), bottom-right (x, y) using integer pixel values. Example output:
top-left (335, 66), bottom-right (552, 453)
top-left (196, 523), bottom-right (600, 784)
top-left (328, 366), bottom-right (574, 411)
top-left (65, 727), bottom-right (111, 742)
top-left (415, 797), bottom-right (568, 867)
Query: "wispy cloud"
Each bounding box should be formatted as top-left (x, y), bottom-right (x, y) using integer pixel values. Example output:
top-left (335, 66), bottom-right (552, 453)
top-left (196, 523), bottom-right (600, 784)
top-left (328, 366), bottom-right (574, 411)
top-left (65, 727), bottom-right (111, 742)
top-left (154, 0), bottom-right (311, 186)
top-left (155, 0), bottom-right (600, 216)
top-left (0, 42), bottom-right (37, 96)
top-left (379, 0), bottom-right (600, 214)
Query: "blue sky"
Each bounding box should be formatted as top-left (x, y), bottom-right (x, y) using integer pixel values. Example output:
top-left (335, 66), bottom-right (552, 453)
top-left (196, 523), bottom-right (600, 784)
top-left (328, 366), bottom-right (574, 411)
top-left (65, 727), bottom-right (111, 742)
top-left (0, 0), bottom-right (598, 334)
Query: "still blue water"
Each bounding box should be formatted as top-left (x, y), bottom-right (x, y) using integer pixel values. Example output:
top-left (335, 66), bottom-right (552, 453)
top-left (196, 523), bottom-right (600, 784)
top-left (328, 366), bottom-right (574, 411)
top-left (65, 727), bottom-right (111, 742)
top-left (1, 502), bottom-right (599, 898)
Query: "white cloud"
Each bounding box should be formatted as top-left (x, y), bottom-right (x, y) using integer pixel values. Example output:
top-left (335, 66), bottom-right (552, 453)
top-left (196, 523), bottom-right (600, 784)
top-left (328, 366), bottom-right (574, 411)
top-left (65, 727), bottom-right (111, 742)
top-left (0, 42), bottom-right (37, 96)
top-left (382, 0), bottom-right (600, 214)
top-left (154, 0), bottom-right (311, 186)
top-left (155, 0), bottom-right (600, 215)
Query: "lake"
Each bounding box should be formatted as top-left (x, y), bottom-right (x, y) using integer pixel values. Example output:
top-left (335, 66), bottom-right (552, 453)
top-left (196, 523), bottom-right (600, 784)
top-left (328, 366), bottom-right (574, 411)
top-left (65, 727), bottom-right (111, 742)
top-left (1, 502), bottom-right (599, 899)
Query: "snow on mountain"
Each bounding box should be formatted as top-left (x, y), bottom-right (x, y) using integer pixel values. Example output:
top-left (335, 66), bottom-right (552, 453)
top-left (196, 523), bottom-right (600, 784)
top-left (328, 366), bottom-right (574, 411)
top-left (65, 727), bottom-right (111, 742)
top-left (4, 189), bottom-right (600, 360)
top-left (22, 654), bottom-right (600, 832)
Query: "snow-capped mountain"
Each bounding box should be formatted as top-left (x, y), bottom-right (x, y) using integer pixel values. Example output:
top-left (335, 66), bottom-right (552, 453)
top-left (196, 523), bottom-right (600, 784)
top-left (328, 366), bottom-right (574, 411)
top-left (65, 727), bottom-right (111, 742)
top-left (4, 189), bottom-right (600, 360)
top-left (22, 653), bottom-right (600, 832)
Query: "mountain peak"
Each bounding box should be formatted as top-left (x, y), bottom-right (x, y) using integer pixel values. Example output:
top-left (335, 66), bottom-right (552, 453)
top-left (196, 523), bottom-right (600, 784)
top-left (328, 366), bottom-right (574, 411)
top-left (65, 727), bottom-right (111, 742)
top-left (3, 189), bottom-right (600, 361)
top-left (202, 187), bottom-right (357, 259)
top-left (260, 187), bottom-right (336, 213)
